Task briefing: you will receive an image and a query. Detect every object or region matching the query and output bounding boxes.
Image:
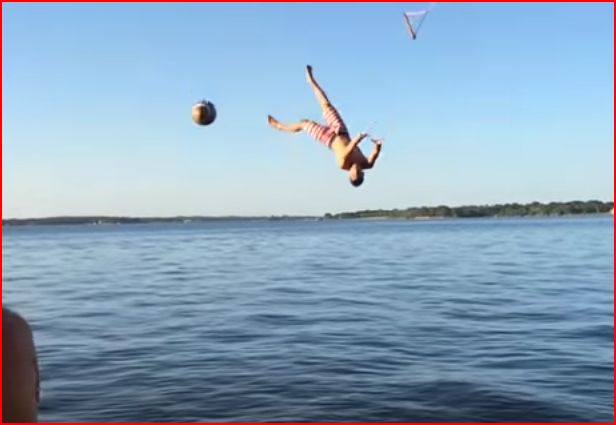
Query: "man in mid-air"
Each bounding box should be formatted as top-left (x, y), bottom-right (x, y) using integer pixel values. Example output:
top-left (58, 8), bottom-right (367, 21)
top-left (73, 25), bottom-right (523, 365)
top-left (268, 65), bottom-right (382, 187)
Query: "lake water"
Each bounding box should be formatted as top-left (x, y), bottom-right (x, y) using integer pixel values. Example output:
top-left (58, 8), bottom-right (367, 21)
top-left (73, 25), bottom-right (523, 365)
top-left (2, 217), bottom-right (614, 422)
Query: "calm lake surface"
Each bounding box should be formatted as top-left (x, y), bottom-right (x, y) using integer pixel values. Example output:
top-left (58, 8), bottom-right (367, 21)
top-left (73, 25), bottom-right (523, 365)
top-left (3, 217), bottom-right (614, 422)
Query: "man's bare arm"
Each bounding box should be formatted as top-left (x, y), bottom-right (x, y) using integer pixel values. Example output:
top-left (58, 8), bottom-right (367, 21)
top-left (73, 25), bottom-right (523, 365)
top-left (365, 139), bottom-right (383, 169)
top-left (342, 132), bottom-right (368, 160)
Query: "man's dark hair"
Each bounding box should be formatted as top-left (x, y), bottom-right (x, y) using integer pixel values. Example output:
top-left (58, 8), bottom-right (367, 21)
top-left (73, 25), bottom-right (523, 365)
top-left (350, 174), bottom-right (364, 187)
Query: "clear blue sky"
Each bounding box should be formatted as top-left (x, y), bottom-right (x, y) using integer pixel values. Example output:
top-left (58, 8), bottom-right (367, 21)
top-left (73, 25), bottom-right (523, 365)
top-left (2, 2), bottom-right (614, 218)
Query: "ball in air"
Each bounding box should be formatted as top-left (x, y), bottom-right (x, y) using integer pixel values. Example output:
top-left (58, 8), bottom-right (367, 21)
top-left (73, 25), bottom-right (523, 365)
top-left (192, 100), bottom-right (217, 126)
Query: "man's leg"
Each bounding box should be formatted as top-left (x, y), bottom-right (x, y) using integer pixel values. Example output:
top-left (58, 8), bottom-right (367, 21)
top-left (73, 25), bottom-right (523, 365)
top-left (267, 115), bottom-right (334, 148)
top-left (305, 66), bottom-right (349, 135)
top-left (267, 115), bottom-right (306, 133)
top-left (306, 65), bottom-right (332, 109)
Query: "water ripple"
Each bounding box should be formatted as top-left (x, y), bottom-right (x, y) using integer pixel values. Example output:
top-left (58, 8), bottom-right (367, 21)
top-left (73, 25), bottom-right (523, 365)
top-left (3, 217), bottom-right (613, 422)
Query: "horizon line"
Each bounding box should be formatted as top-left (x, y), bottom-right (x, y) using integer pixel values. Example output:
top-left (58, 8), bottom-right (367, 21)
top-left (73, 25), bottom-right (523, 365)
top-left (3, 199), bottom-right (613, 222)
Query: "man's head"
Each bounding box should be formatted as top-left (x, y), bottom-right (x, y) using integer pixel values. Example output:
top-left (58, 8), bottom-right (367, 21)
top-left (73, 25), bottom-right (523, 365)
top-left (349, 164), bottom-right (364, 187)
top-left (3, 308), bottom-right (40, 423)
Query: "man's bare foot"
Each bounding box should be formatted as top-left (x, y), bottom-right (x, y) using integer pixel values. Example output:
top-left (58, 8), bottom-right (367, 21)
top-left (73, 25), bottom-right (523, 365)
top-left (306, 65), bottom-right (314, 82)
top-left (267, 115), bottom-right (304, 133)
top-left (267, 115), bottom-right (279, 128)
top-left (268, 115), bottom-right (289, 131)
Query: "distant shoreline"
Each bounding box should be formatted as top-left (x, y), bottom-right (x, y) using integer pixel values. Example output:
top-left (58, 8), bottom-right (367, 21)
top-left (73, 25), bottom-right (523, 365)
top-left (1, 216), bottom-right (320, 227)
top-left (3, 200), bottom-right (613, 227)
top-left (325, 200), bottom-right (613, 221)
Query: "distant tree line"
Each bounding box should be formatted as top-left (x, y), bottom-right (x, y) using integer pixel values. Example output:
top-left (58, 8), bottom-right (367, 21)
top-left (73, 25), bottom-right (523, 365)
top-left (2, 215), bottom-right (316, 226)
top-left (3, 201), bottom-right (613, 226)
top-left (324, 200), bottom-right (614, 220)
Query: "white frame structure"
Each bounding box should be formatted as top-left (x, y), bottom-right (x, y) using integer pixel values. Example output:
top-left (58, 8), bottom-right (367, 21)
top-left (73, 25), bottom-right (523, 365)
top-left (403, 10), bottom-right (430, 40)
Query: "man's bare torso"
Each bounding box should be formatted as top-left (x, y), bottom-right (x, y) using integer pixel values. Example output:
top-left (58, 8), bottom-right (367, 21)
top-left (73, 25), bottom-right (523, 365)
top-left (331, 135), bottom-right (368, 170)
